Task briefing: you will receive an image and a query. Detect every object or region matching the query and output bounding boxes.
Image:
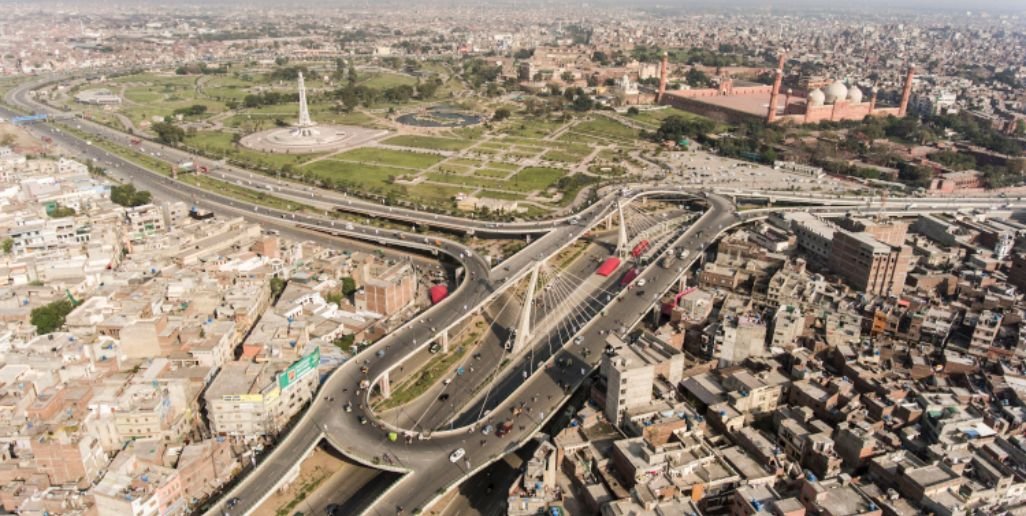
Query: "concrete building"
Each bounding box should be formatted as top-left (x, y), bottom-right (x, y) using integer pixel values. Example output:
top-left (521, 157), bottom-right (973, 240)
top-left (354, 259), bottom-right (416, 318)
top-left (205, 349), bottom-right (320, 439)
top-left (175, 439), bottom-right (238, 504)
top-left (969, 310), bottom-right (1002, 355)
top-left (829, 230), bottom-right (912, 297)
top-left (714, 312), bottom-right (767, 367)
top-left (74, 88), bottom-right (122, 105)
top-left (1008, 253), bottom-right (1026, 292)
top-left (771, 305), bottom-right (805, 349)
top-left (912, 90), bottom-right (957, 116)
top-left (798, 475), bottom-right (882, 516)
top-left (601, 335), bottom-right (685, 426)
top-left (30, 432), bottom-right (108, 489)
top-left (912, 215), bottom-right (962, 247)
top-left (836, 217), bottom-right (908, 248)
top-left (788, 213), bottom-right (836, 264)
top-left (90, 452), bottom-right (185, 516)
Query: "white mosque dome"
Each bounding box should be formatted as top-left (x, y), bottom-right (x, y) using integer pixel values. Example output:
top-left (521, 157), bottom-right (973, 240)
top-left (847, 85), bottom-right (864, 104)
top-left (824, 80), bottom-right (848, 104)
top-left (807, 88), bottom-right (826, 107)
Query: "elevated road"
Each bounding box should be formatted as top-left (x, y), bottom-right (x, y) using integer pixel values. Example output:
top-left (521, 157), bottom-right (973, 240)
top-left (8, 72), bottom-right (1025, 516)
top-left (208, 194), bottom-right (733, 516)
top-left (4, 78), bottom-right (714, 514)
top-left (5, 75), bottom-right (577, 236)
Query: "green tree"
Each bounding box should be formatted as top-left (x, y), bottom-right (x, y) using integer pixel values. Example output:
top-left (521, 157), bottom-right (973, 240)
top-left (333, 333), bottom-right (356, 352)
top-left (110, 184), bottom-right (152, 207)
top-left (47, 204), bottom-right (76, 218)
top-left (2, 238), bottom-right (12, 255)
top-left (492, 108), bottom-right (511, 121)
top-left (30, 299), bottom-right (74, 335)
top-left (572, 94), bottom-right (593, 112)
top-left (897, 163), bottom-right (934, 187)
top-left (173, 104), bottom-right (208, 117)
top-left (685, 68), bottom-right (711, 87)
top-left (151, 122), bottom-right (185, 146)
top-left (269, 276), bottom-right (286, 300)
top-left (653, 115), bottom-right (715, 142)
top-left (340, 276), bottom-right (357, 296)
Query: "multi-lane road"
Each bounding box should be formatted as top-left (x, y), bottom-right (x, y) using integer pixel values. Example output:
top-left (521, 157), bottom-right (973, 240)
top-left (7, 72), bottom-right (1026, 516)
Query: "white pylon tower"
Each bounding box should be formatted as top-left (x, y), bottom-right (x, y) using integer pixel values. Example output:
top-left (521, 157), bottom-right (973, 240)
top-left (513, 263), bottom-right (541, 353)
top-left (293, 72), bottom-right (317, 137)
top-left (615, 201), bottom-right (628, 259)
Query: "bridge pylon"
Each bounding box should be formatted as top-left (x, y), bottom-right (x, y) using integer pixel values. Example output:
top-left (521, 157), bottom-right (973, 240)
top-left (513, 263), bottom-right (541, 353)
top-left (615, 201), bottom-right (628, 259)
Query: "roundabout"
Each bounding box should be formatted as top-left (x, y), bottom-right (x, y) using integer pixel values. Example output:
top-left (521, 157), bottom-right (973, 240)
top-left (239, 72), bottom-right (388, 153)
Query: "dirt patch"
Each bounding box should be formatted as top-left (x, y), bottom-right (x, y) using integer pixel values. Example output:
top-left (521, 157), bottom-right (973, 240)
top-left (252, 446), bottom-right (345, 516)
top-left (0, 123), bottom-right (45, 153)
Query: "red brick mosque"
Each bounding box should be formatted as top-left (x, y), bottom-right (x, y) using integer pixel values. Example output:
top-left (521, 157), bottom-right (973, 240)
top-left (656, 53), bottom-right (915, 125)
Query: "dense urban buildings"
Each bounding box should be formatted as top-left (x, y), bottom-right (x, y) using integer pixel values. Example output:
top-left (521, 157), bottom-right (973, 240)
top-left (0, 2), bottom-right (1025, 516)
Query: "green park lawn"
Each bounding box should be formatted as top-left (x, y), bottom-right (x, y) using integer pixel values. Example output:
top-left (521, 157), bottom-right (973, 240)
top-left (183, 131), bottom-right (317, 170)
top-left (543, 148), bottom-right (591, 163)
top-left (382, 135), bottom-right (472, 151)
top-left (572, 117), bottom-right (639, 142)
top-left (359, 72), bottom-right (418, 89)
top-left (485, 161), bottom-right (519, 171)
top-left (510, 167), bottom-right (566, 191)
top-left (332, 148), bottom-right (444, 169)
top-left (301, 160), bottom-right (408, 190)
top-left (626, 107), bottom-right (707, 128)
top-left (473, 168), bottom-right (512, 178)
top-left (503, 117), bottom-right (565, 138)
top-left (427, 165), bottom-right (565, 193)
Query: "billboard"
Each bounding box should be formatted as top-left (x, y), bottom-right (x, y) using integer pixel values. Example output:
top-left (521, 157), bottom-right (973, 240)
top-left (278, 348), bottom-right (320, 390)
top-left (221, 393), bottom-right (267, 403)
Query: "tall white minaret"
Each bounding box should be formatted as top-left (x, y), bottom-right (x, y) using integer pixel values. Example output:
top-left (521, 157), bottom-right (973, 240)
top-left (296, 72), bottom-right (313, 129)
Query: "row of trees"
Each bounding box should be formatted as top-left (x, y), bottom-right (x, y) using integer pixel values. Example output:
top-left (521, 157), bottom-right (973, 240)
top-left (242, 91), bottom-right (300, 109)
top-left (172, 104), bottom-right (208, 117)
top-left (648, 115), bottom-right (717, 143)
top-left (174, 62), bottom-right (225, 75)
top-left (332, 77), bottom-right (443, 109)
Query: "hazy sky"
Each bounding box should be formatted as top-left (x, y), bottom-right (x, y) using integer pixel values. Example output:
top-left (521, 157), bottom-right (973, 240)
top-left (2, 0), bottom-right (1024, 15)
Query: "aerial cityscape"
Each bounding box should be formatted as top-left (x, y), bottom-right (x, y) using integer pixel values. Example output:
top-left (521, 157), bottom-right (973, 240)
top-left (1, 1), bottom-right (1026, 515)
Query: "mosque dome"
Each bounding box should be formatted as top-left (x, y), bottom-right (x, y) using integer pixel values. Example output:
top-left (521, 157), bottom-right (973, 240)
top-left (824, 80), bottom-right (848, 104)
top-left (807, 88), bottom-right (825, 107)
top-left (847, 85), bottom-right (864, 104)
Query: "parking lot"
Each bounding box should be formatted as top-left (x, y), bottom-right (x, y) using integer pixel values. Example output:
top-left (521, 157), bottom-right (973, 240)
top-left (661, 152), bottom-right (858, 193)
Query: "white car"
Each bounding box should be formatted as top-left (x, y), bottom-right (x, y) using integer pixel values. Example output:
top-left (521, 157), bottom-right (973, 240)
top-left (636, 279), bottom-right (647, 287)
top-left (449, 448), bottom-right (466, 463)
